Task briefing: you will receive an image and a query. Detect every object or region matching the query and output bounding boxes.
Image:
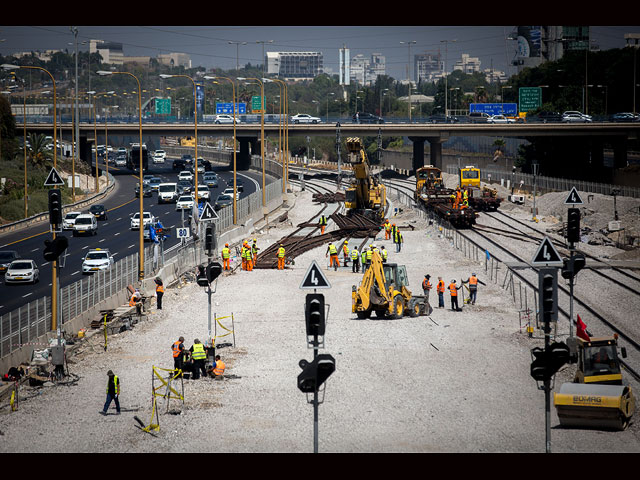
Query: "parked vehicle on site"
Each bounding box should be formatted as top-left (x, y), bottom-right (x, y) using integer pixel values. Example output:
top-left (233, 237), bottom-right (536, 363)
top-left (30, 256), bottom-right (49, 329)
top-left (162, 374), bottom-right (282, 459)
top-left (0, 250), bottom-right (21, 274)
top-left (72, 214), bottom-right (98, 236)
top-left (4, 259), bottom-right (39, 285)
top-left (82, 248), bottom-right (114, 274)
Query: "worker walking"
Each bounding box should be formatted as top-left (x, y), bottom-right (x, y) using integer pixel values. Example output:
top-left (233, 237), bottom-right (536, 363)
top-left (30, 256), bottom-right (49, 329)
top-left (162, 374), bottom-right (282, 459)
top-left (100, 370), bottom-right (121, 415)
top-left (437, 277), bottom-right (445, 308)
top-left (342, 241), bottom-right (350, 267)
top-left (172, 336), bottom-right (185, 375)
top-left (277, 243), bottom-right (286, 270)
top-left (422, 275), bottom-right (432, 302)
top-left (222, 243), bottom-right (231, 270)
top-left (189, 339), bottom-right (208, 380)
top-left (155, 277), bottom-right (164, 310)
top-left (326, 242), bottom-right (339, 271)
top-left (394, 228), bottom-right (403, 253)
top-left (462, 273), bottom-right (479, 305)
top-left (319, 214), bottom-right (328, 234)
top-left (449, 279), bottom-right (462, 311)
top-left (351, 246), bottom-right (360, 273)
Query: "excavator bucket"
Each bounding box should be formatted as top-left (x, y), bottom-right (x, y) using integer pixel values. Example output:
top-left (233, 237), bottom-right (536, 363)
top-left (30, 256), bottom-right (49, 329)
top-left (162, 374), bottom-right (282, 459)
top-left (554, 382), bottom-right (635, 431)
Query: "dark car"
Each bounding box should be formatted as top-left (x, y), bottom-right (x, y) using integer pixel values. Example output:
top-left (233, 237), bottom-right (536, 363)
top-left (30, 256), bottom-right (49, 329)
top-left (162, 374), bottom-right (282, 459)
top-left (89, 204), bottom-right (108, 220)
top-left (611, 112), bottom-right (640, 123)
top-left (428, 114), bottom-right (458, 124)
top-left (201, 159), bottom-right (213, 171)
top-left (353, 112), bottom-right (384, 124)
top-left (535, 111), bottom-right (563, 123)
top-left (467, 112), bottom-right (490, 123)
top-left (177, 180), bottom-right (192, 195)
top-left (214, 193), bottom-right (233, 211)
top-left (173, 158), bottom-right (187, 171)
top-left (135, 183), bottom-right (153, 198)
top-left (0, 250), bottom-right (21, 275)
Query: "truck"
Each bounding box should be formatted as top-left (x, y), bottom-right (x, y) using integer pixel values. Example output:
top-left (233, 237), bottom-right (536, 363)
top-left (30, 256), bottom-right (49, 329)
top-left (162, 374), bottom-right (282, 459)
top-left (458, 166), bottom-right (502, 211)
top-left (352, 249), bottom-right (432, 319)
top-left (128, 143), bottom-right (148, 173)
top-left (554, 335), bottom-right (636, 430)
top-left (344, 137), bottom-right (386, 222)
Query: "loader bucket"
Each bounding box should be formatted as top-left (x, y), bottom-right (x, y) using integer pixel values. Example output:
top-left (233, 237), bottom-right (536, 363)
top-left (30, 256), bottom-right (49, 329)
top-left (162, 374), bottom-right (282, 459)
top-left (554, 383), bottom-right (635, 431)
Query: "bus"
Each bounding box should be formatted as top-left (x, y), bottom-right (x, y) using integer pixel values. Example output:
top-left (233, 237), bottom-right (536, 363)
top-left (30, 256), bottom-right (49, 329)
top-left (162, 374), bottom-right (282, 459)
top-left (128, 143), bottom-right (149, 173)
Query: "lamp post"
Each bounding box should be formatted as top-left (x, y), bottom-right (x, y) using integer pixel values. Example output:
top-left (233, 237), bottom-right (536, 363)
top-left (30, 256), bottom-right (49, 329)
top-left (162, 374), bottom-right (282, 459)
top-left (265, 78), bottom-right (289, 194)
top-left (205, 75), bottom-right (238, 224)
top-left (238, 77), bottom-right (266, 207)
top-left (256, 40), bottom-right (273, 78)
top-left (87, 90), bottom-right (114, 193)
top-left (440, 39), bottom-right (456, 119)
top-left (400, 41), bottom-right (416, 122)
top-left (160, 74), bottom-right (200, 197)
top-left (97, 70), bottom-right (145, 281)
top-left (229, 41), bottom-right (247, 72)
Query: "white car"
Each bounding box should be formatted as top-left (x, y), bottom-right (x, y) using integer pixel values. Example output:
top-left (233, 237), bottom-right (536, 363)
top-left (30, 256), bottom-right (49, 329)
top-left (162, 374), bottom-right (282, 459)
top-left (157, 183), bottom-right (178, 204)
top-left (130, 211), bottom-right (155, 230)
top-left (291, 113), bottom-right (321, 124)
top-left (82, 248), bottom-right (114, 274)
top-left (193, 188), bottom-right (210, 201)
top-left (223, 187), bottom-right (240, 200)
top-left (72, 214), bottom-right (98, 236)
top-left (4, 259), bottom-right (39, 285)
top-left (175, 195), bottom-right (195, 211)
top-left (62, 211), bottom-right (82, 230)
top-left (214, 114), bottom-right (241, 124)
top-left (487, 114), bottom-right (515, 124)
top-left (562, 111), bottom-right (592, 123)
top-left (178, 170), bottom-right (194, 183)
top-left (152, 151), bottom-right (165, 164)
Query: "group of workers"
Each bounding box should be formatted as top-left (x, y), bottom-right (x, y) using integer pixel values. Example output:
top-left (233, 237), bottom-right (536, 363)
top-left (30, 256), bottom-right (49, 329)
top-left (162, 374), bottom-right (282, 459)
top-left (171, 336), bottom-right (226, 380)
top-left (451, 187), bottom-right (470, 210)
top-left (382, 219), bottom-right (404, 252)
top-left (220, 239), bottom-right (261, 271)
top-left (424, 273), bottom-right (480, 311)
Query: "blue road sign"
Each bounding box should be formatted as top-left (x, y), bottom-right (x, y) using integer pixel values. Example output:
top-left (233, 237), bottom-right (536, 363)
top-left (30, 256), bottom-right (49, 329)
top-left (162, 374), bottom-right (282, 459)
top-left (470, 103), bottom-right (518, 116)
top-left (216, 102), bottom-right (246, 115)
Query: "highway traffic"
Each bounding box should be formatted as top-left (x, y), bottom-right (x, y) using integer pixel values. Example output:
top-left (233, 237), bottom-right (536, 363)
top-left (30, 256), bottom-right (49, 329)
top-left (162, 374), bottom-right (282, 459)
top-left (0, 154), bottom-right (261, 315)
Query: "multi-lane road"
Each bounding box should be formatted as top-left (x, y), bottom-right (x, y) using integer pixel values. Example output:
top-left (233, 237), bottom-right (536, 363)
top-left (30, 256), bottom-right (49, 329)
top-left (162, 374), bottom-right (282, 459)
top-left (0, 156), bottom-right (261, 315)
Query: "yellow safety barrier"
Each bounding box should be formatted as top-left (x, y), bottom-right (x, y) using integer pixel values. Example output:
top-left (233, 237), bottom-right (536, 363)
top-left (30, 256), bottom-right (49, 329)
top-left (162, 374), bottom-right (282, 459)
top-left (213, 313), bottom-right (236, 346)
top-left (135, 366), bottom-right (184, 435)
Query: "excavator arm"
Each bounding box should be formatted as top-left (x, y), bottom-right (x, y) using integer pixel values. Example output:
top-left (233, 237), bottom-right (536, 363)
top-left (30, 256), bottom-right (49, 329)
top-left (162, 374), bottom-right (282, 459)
top-left (352, 251), bottom-right (391, 316)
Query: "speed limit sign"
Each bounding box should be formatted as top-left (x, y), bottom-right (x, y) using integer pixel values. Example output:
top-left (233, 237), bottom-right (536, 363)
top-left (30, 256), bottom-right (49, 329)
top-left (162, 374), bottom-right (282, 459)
top-left (176, 227), bottom-right (190, 239)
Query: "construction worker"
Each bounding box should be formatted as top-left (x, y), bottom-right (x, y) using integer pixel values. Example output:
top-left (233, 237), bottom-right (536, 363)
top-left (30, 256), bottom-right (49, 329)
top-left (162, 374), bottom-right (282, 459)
top-left (277, 243), bottom-right (286, 270)
top-left (380, 245), bottom-right (388, 263)
top-left (462, 273), bottom-right (479, 305)
top-left (422, 275), bottom-right (432, 302)
top-left (384, 219), bottom-right (391, 240)
top-left (437, 277), bottom-right (446, 308)
top-left (172, 336), bottom-right (185, 375)
top-left (241, 242), bottom-right (248, 270)
top-left (212, 354), bottom-right (226, 380)
top-left (342, 241), bottom-right (350, 267)
top-left (394, 228), bottom-right (403, 252)
top-left (449, 279), bottom-right (462, 311)
top-left (361, 247), bottom-right (367, 271)
top-left (365, 244), bottom-right (374, 268)
top-left (100, 370), bottom-right (121, 415)
top-left (189, 339), bottom-right (207, 380)
top-left (326, 242), bottom-right (339, 271)
top-left (351, 246), bottom-right (360, 273)
top-left (251, 239), bottom-right (260, 264)
top-left (244, 242), bottom-right (253, 271)
top-left (391, 223), bottom-right (397, 241)
top-left (319, 214), bottom-right (328, 234)
top-left (129, 289), bottom-right (143, 315)
top-left (222, 243), bottom-right (231, 270)
top-left (155, 277), bottom-right (164, 310)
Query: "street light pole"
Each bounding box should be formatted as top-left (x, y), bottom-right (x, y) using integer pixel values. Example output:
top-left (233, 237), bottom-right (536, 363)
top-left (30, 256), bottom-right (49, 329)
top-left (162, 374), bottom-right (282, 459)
top-left (239, 77), bottom-right (266, 207)
top-left (440, 39), bottom-right (456, 119)
top-left (400, 41), bottom-right (416, 122)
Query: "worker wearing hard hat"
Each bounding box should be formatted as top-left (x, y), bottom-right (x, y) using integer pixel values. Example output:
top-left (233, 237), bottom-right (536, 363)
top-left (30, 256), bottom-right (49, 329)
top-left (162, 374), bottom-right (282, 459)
top-left (244, 241), bottom-right (253, 271)
top-left (326, 242), bottom-right (339, 271)
top-left (449, 279), bottom-right (462, 311)
top-left (241, 242), bottom-right (248, 271)
top-left (342, 241), bottom-right (350, 267)
top-left (251, 239), bottom-right (260, 264)
top-left (221, 243), bottom-right (231, 271)
top-left (277, 243), bottom-right (286, 270)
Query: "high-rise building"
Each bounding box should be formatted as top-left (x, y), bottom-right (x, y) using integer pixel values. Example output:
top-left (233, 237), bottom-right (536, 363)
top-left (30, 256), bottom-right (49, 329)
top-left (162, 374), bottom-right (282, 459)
top-left (265, 52), bottom-right (323, 80)
top-left (349, 53), bottom-right (386, 85)
top-left (415, 53), bottom-right (443, 82)
top-left (514, 26), bottom-right (591, 72)
top-left (453, 54), bottom-right (481, 74)
top-left (90, 39), bottom-right (124, 65)
top-left (339, 45), bottom-right (350, 86)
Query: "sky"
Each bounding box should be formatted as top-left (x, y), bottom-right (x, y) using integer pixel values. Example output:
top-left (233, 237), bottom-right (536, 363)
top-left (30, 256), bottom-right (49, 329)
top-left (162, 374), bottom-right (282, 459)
top-left (1, 26), bottom-right (639, 81)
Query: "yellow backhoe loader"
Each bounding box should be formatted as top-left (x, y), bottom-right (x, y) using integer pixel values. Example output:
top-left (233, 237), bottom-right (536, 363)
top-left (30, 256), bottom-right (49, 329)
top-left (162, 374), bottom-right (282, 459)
top-left (352, 250), bottom-right (432, 319)
top-left (554, 335), bottom-right (635, 430)
top-left (344, 137), bottom-right (386, 222)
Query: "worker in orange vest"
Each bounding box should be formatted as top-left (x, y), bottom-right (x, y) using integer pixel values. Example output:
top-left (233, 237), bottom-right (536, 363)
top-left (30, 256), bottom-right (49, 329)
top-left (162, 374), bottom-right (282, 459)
top-left (342, 241), bottom-right (350, 267)
top-left (449, 279), bottom-right (462, 311)
top-left (463, 273), bottom-right (479, 305)
top-left (241, 242), bottom-right (248, 270)
top-left (172, 336), bottom-right (185, 375)
top-left (211, 354), bottom-right (226, 380)
top-left (129, 289), bottom-right (143, 315)
top-left (245, 242), bottom-right (253, 271)
top-left (422, 275), bottom-right (432, 302)
top-left (155, 278), bottom-right (164, 310)
top-left (436, 277), bottom-right (445, 308)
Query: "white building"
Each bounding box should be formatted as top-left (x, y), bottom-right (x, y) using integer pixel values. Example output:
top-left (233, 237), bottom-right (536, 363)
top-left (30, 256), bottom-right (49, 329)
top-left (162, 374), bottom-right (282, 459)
top-left (90, 39), bottom-right (124, 66)
top-left (349, 53), bottom-right (386, 85)
top-left (453, 53), bottom-right (481, 74)
top-left (265, 52), bottom-right (323, 80)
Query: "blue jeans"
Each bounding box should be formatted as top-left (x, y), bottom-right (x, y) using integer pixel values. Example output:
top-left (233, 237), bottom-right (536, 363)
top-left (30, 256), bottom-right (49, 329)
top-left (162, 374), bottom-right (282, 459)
top-left (438, 292), bottom-right (444, 308)
top-left (469, 289), bottom-right (477, 304)
top-left (103, 393), bottom-right (120, 413)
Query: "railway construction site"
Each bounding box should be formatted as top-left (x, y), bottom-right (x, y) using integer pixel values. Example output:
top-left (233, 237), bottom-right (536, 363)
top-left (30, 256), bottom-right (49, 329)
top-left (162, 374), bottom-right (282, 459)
top-left (1, 167), bottom-right (640, 453)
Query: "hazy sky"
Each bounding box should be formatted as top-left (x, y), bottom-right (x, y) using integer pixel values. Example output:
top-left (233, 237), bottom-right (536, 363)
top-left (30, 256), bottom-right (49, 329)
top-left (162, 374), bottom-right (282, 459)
top-left (1, 26), bottom-right (639, 80)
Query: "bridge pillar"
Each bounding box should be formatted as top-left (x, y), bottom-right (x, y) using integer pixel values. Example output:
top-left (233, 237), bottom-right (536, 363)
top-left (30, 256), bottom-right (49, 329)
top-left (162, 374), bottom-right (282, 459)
top-left (426, 137), bottom-right (443, 170)
top-left (613, 136), bottom-right (628, 170)
top-left (408, 137), bottom-right (425, 174)
top-left (236, 138), bottom-right (252, 170)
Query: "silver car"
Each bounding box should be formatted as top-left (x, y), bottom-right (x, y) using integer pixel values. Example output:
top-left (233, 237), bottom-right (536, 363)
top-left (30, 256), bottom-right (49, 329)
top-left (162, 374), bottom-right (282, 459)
top-left (4, 259), bottom-right (39, 285)
top-left (562, 111), bottom-right (592, 123)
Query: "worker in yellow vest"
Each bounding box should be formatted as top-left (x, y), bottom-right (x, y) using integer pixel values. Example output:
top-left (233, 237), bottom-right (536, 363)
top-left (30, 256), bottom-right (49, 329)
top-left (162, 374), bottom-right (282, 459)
top-left (101, 370), bottom-right (121, 415)
top-left (241, 243), bottom-right (248, 270)
top-left (342, 241), bottom-right (350, 267)
top-left (277, 244), bottom-right (286, 270)
top-left (251, 239), bottom-right (260, 264)
top-left (189, 339), bottom-right (208, 380)
top-left (384, 219), bottom-right (391, 240)
top-left (351, 246), bottom-right (360, 273)
top-left (326, 242), bottom-right (339, 271)
top-left (319, 215), bottom-right (328, 234)
top-left (221, 243), bottom-right (231, 271)
top-left (244, 242), bottom-right (253, 271)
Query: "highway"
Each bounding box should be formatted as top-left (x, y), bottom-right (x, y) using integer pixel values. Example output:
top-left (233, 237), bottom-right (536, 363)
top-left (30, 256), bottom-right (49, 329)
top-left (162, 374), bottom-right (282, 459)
top-left (0, 155), bottom-right (261, 315)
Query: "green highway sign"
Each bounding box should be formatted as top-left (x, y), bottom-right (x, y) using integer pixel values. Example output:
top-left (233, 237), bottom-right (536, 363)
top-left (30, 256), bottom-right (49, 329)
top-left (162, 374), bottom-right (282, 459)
top-left (519, 87), bottom-right (542, 113)
top-left (155, 98), bottom-right (171, 115)
top-left (251, 95), bottom-right (265, 113)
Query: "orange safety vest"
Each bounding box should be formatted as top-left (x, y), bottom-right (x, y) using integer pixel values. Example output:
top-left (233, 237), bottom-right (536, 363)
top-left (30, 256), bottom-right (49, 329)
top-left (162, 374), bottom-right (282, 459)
top-left (129, 294), bottom-right (140, 307)
top-left (422, 279), bottom-right (431, 290)
top-left (156, 284), bottom-right (164, 294)
top-left (449, 283), bottom-right (458, 296)
top-left (437, 280), bottom-right (445, 293)
top-left (469, 276), bottom-right (478, 286)
top-left (172, 341), bottom-right (182, 358)
top-left (213, 360), bottom-right (226, 376)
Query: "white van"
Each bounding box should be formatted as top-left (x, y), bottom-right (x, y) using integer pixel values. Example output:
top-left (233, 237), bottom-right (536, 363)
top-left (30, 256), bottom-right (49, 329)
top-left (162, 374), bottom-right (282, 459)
top-left (73, 214), bottom-right (98, 236)
top-left (157, 183), bottom-right (178, 204)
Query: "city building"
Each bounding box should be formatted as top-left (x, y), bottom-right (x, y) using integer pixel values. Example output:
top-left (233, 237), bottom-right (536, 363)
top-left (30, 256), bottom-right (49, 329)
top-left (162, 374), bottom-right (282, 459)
top-left (415, 52), bottom-right (443, 83)
top-left (339, 46), bottom-right (350, 86)
top-left (453, 53), bottom-right (481, 74)
top-left (514, 26), bottom-right (591, 72)
top-left (157, 53), bottom-right (192, 69)
top-left (349, 53), bottom-right (386, 85)
top-left (265, 52), bottom-right (323, 80)
top-left (90, 39), bottom-right (124, 66)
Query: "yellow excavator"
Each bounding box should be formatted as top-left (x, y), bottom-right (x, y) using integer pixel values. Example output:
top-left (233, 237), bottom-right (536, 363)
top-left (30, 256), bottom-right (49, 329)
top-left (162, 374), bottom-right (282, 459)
top-left (352, 249), bottom-right (431, 319)
top-left (554, 335), bottom-right (635, 430)
top-left (344, 137), bottom-right (386, 222)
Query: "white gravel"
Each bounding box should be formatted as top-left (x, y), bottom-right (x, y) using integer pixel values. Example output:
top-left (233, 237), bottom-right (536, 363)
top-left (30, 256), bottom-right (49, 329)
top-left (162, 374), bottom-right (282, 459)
top-left (1, 184), bottom-right (639, 453)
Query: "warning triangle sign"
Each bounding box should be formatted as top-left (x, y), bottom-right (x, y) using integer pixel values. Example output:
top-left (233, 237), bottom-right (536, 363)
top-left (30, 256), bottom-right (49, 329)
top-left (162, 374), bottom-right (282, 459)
top-left (300, 260), bottom-right (331, 289)
top-left (198, 202), bottom-right (218, 222)
top-left (531, 236), bottom-right (563, 266)
top-left (44, 167), bottom-right (64, 186)
top-left (564, 187), bottom-right (583, 205)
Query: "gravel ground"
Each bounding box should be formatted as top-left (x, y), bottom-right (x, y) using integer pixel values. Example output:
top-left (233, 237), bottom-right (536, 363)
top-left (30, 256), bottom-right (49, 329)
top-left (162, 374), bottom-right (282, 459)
top-left (1, 184), bottom-right (639, 453)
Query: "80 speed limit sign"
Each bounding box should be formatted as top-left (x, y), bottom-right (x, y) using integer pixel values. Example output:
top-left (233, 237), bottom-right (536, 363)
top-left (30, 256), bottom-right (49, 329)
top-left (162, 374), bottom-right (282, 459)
top-left (176, 227), bottom-right (190, 239)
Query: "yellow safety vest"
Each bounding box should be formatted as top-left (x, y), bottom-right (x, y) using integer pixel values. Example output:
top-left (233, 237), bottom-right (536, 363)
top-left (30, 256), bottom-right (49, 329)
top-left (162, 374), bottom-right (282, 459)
top-left (351, 249), bottom-right (359, 260)
top-left (191, 343), bottom-right (206, 360)
top-left (329, 244), bottom-right (337, 255)
top-left (366, 249), bottom-right (373, 261)
top-left (278, 247), bottom-right (285, 258)
top-left (222, 247), bottom-right (230, 259)
top-left (381, 249), bottom-right (387, 260)
top-left (107, 375), bottom-right (119, 394)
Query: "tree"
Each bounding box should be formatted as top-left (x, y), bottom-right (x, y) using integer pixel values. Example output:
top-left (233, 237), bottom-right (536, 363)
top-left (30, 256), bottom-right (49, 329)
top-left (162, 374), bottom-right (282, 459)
top-left (25, 133), bottom-right (53, 169)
